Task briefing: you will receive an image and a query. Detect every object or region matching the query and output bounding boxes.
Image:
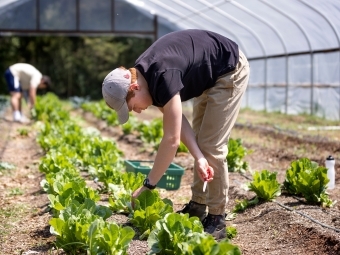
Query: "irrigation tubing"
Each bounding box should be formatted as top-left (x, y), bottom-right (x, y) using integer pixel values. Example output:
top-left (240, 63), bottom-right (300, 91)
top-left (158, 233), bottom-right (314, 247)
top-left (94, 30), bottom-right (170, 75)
top-left (237, 168), bottom-right (340, 233)
top-left (273, 200), bottom-right (340, 233)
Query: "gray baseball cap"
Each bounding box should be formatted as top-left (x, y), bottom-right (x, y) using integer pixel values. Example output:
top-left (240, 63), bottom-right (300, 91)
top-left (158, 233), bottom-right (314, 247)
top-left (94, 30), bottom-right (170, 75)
top-left (102, 68), bottom-right (131, 124)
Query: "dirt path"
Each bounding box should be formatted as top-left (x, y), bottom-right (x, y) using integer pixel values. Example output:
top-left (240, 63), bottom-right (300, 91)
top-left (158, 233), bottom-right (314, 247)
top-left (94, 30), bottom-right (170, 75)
top-left (79, 109), bottom-right (340, 255)
top-left (1, 105), bottom-right (340, 255)
top-left (0, 109), bottom-right (55, 254)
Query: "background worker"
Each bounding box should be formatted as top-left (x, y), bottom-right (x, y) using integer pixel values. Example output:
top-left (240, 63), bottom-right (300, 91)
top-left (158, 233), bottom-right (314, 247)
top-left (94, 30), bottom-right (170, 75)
top-left (102, 29), bottom-right (250, 240)
top-left (4, 63), bottom-right (51, 123)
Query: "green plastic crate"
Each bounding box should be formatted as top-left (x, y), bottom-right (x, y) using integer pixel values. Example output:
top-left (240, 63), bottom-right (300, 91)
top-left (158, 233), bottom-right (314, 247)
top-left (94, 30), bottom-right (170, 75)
top-left (124, 160), bottom-right (184, 190)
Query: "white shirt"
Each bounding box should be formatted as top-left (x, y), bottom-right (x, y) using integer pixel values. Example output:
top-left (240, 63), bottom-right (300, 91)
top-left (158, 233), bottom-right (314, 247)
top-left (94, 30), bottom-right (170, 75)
top-left (9, 63), bottom-right (42, 90)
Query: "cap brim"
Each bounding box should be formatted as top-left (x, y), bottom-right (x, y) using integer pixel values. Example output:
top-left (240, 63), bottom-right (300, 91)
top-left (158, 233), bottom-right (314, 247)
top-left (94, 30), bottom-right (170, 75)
top-left (117, 101), bottom-right (129, 124)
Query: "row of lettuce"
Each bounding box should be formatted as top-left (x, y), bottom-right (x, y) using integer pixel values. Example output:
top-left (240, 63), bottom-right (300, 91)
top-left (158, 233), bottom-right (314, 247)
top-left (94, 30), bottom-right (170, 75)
top-left (80, 98), bottom-right (335, 210)
top-left (33, 93), bottom-right (242, 255)
top-left (80, 99), bottom-right (250, 173)
top-left (33, 93), bottom-right (335, 254)
top-left (231, 160), bottom-right (335, 216)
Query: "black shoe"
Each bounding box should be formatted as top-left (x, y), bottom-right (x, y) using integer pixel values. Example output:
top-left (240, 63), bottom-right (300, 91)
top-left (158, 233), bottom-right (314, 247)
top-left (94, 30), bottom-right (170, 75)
top-left (202, 213), bottom-right (226, 240)
top-left (176, 200), bottom-right (207, 221)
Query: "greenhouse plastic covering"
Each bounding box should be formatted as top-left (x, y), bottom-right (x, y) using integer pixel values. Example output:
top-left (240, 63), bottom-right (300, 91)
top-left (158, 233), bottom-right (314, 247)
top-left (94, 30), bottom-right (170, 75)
top-left (0, 0), bottom-right (339, 120)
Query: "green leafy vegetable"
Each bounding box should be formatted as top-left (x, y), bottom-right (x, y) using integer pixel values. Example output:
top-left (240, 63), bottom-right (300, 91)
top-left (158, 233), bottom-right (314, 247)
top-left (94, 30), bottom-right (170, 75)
top-left (226, 226), bottom-right (238, 239)
top-left (148, 212), bottom-right (241, 255)
top-left (232, 197), bottom-right (259, 213)
top-left (283, 158), bottom-right (335, 207)
top-left (148, 212), bottom-right (204, 254)
top-left (131, 190), bottom-right (173, 239)
top-left (227, 138), bottom-right (252, 173)
top-left (248, 170), bottom-right (281, 201)
top-left (50, 199), bottom-right (112, 253)
top-left (87, 218), bottom-right (135, 255)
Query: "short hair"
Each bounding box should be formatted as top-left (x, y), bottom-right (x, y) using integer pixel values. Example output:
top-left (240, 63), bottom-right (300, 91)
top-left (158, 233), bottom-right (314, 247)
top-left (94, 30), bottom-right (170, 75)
top-left (42, 75), bottom-right (51, 88)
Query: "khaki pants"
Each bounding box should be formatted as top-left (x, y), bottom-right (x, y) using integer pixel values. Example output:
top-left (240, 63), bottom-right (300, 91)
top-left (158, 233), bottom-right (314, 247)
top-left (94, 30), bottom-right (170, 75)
top-left (191, 50), bottom-right (250, 215)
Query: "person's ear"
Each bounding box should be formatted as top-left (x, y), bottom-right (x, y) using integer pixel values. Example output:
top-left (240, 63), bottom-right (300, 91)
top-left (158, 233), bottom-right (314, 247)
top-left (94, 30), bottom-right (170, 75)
top-left (130, 83), bottom-right (140, 91)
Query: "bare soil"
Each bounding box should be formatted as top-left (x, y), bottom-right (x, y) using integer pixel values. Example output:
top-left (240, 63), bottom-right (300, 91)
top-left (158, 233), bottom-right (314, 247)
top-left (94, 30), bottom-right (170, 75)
top-left (0, 105), bottom-right (340, 255)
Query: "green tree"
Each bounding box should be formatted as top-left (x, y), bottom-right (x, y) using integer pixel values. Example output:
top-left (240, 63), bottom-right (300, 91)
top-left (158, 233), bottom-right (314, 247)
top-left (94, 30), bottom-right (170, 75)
top-left (0, 36), bottom-right (152, 99)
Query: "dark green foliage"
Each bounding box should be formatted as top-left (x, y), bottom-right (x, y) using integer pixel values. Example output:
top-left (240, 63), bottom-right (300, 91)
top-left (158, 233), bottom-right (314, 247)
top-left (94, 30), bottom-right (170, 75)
top-left (248, 170), bottom-right (281, 201)
top-left (232, 197), bottom-right (259, 213)
top-left (227, 138), bottom-right (252, 173)
top-left (0, 36), bottom-right (152, 98)
top-left (283, 158), bottom-right (334, 207)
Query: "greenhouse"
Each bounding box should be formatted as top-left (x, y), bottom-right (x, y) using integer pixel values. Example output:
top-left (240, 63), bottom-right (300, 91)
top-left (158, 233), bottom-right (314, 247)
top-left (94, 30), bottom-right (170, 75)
top-left (1, 1), bottom-right (340, 255)
top-left (0, 0), bottom-right (339, 120)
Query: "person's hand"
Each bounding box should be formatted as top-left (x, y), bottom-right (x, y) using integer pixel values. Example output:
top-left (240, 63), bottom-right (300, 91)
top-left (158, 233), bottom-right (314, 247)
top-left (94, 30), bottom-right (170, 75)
top-left (131, 185), bottom-right (149, 209)
top-left (195, 158), bottom-right (214, 182)
top-left (206, 166), bottom-right (213, 181)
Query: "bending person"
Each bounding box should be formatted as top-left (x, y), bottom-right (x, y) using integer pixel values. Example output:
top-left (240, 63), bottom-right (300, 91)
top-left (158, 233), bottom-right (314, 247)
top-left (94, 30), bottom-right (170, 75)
top-left (4, 63), bottom-right (51, 122)
top-left (102, 29), bottom-right (250, 240)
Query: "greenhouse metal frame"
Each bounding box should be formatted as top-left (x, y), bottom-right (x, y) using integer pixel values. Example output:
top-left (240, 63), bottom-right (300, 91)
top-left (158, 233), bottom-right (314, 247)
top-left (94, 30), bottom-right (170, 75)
top-left (0, 0), bottom-right (339, 120)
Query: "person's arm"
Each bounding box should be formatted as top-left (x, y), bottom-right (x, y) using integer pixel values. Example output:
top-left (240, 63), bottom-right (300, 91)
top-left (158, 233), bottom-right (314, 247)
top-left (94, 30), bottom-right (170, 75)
top-left (148, 99), bottom-right (213, 184)
top-left (131, 93), bottom-right (182, 200)
top-left (28, 86), bottom-right (37, 109)
top-left (180, 114), bottom-right (214, 182)
top-left (147, 93), bottom-right (182, 185)
top-left (131, 93), bottom-right (213, 202)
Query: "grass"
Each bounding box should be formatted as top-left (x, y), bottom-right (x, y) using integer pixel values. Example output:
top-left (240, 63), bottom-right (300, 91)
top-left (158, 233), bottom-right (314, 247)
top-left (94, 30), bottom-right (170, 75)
top-left (0, 204), bottom-right (28, 236)
top-left (0, 161), bottom-right (16, 171)
top-left (17, 128), bottom-right (29, 136)
top-left (238, 108), bottom-right (339, 130)
top-left (9, 187), bottom-right (24, 196)
top-left (0, 162), bottom-right (16, 178)
top-left (72, 98), bottom-right (339, 141)
top-left (184, 104), bottom-right (339, 139)
top-left (232, 127), bottom-right (320, 157)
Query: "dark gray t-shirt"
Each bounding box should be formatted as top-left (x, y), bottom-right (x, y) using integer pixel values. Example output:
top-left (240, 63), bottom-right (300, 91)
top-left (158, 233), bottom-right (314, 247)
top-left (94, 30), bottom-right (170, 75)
top-left (134, 29), bottom-right (239, 107)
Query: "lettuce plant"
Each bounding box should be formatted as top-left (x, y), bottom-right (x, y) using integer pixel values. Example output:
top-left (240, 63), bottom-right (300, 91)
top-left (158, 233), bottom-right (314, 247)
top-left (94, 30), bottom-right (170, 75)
top-left (82, 100), bottom-right (120, 126)
top-left (130, 189), bottom-right (173, 239)
top-left (248, 170), bottom-right (281, 201)
top-left (232, 197), bottom-right (259, 213)
top-left (148, 212), bottom-right (203, 254)
top-left (87, 218), bottom-right (135, 255)
top-left (47, 182), bottom-right (100, 212)
top-left (39, 150), bottom-right (79, 174)
top-left (50, 199), bottom-right (112, 253)
top-left (32, 93), bottom-right (70, 122)
top-left (137, 119), bottom-right (163, 150)
top-left (284, 158), bottom-right (334, 207)
top-left (226, 226), bottom-right (238, 239)
top-left (120, 172), bottom-right (145, 191)
top-left (43, 171), bottom-right (100, 214)
top-left (108, 172), bottom-right (145, 214)
top-left (122, 115), bottom-right (140, 135)
top-left (108, 184), bottom-right (133, 214)
top-left (148, 213), bottom-right (241, 255)
top-left (227, 138), bottom-right (252, 173)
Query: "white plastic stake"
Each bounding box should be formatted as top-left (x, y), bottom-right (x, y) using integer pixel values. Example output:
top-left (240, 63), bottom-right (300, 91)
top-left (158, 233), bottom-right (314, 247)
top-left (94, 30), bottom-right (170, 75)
top-left (203, 181), bottom-right (207, 192)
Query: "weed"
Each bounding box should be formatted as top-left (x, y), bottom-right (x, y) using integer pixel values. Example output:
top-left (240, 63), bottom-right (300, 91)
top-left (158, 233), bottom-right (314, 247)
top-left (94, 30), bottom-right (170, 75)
top-left (0, 204), bottom-right (28, 236)
top-left (0, 161), bottom-right (15, 171)
top-left (9, 187), bottom-right (24, 196)
top-left (18, 128), bottom-right (29, 136)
